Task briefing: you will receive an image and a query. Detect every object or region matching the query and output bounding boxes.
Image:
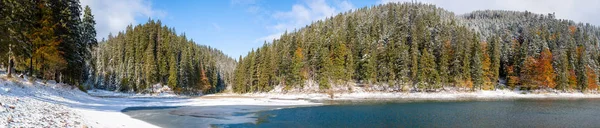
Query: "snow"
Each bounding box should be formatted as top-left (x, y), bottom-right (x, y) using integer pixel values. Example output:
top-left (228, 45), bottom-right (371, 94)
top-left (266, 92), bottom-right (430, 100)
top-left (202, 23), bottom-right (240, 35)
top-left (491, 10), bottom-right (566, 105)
top-left (3, 71), bottom-right (600, 127)
top-left (223, 88), bottom-right (600, 101)
top-left (0, 74), bottom-right (318, 128)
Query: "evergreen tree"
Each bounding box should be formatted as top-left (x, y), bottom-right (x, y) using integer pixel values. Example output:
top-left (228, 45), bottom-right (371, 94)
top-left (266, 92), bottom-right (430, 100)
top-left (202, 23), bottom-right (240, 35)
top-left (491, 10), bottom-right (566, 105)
top-left (81, 5), bottom-right (97, 88)
top-left (438, 29), bottom-right (451, 88)
top-left (489, 36), bottom-right (501, 89)
top-left (167, 51), bottom-right (179, 90)
top-left (576, 46), bottom-right (588, 91)
top-left (471, 33), bottom-right (484, 90)
top-left (556, 51), bottom-right (570, 91)
top-left (462, 31), bottom-right (473, 89)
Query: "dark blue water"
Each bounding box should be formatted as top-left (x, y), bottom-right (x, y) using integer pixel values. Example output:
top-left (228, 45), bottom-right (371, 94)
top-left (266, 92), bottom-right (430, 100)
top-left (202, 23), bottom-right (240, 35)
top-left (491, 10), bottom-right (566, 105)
top-left (124, 99), bottom-right (600, 128)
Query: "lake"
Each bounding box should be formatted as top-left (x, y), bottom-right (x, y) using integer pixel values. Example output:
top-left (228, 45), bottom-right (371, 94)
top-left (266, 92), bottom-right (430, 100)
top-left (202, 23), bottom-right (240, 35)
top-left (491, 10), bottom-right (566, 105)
top-left (122, 99), bottom-right (600, 128)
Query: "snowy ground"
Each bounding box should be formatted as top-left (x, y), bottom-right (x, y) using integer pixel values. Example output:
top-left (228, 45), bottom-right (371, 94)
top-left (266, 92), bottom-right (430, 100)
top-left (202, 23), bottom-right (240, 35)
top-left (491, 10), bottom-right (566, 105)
top-left (3, 72), bottom-right (600, 127)
top-left (227, 89), bottom-right (600, 101)
top-left (0, 74), bottom-right (317, 128)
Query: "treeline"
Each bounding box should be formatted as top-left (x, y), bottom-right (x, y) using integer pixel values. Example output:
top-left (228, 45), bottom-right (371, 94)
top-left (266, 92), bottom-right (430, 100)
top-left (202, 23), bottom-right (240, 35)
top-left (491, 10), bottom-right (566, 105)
top-left (462, 10), bottom-right (600, 91)
top-left (233, 3), bottom-right (600, 93)
top-left (0, 0), bottom-right (97, 88)
top-left (91, 20), bottom-right (236, 94)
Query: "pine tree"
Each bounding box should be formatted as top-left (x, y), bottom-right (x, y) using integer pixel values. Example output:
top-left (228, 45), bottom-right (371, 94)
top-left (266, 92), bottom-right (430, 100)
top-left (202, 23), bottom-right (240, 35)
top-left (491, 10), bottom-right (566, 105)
top-left (144, 37), bottom-right (158, 89)
top-left (520, 56), bottom-right (537, 89)
top-left (291, 44), bottom-right (304, 87)
top-left (81, 5), bottom-right (97, 88)
top-left (50, 0), bottom-right (84, 85)
top-left (158, 26), bottom-right (170, 83)
top-left (462, 32), bottom-right (473, 89)
top-left (410, 28), bottom-right (420, 88)
top-left (332, 40), bottom-right (350, 83)
top-left (29, 0), bottom-right (67, 80)
top-left (418, 48), bottom-right (439, 91)
top-left (438, 30), bottom-right (451, 88)
top-left (258, 43), bottom-right (272, 91)
top-left (167, 51), bottom-right (179, 90)
top-left (576, 46), bottom-right (588, 91)
top-left (318, 44), bottom-right (332, 89)
top-left (556, 51), bottom-right (569, 91)
top-left (489, 36), bottom-right (501, 89)
top-left (471, 33), bottom-right (484, 90)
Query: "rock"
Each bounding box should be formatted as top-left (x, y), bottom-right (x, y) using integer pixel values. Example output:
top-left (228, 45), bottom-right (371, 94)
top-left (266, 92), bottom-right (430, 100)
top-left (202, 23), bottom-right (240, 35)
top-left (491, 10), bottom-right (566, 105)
top-left (9, 105), bottom-right (15, 109)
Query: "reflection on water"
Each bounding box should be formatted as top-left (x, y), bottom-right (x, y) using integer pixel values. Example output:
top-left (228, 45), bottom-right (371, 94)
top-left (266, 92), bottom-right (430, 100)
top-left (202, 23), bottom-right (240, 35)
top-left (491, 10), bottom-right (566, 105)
top-left (123, 98), bottom-right (600, 128)
top-left (121, 105), bottom-right (295, 128)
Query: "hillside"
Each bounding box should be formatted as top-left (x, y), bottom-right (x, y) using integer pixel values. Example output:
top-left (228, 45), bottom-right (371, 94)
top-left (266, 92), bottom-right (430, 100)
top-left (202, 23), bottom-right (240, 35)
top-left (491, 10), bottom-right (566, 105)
top-left (233, 2), bottom-right (600, 93)
top-left (91, 20), bottom-right (237, 94)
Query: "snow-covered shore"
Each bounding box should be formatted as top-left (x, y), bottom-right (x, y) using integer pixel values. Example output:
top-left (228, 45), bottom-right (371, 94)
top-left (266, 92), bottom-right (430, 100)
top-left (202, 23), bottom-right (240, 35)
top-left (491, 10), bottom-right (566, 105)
top-left (0, 75), bottom-right (318, 128)
top-left (220, 89), bottom-right (600, 102)
top-left (3, 74), bottom-right (600, 127)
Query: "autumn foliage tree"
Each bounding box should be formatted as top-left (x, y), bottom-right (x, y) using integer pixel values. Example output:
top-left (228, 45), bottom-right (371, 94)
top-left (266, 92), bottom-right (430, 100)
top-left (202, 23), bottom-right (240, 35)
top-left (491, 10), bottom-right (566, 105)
top-left (536, 48), bottom-right (556, 89)
top-left (480, 42), bottom-right (493, 90)
top-left (232, 3), bottom-right (600, 93)
top-left (519, 49), bottom-right (556, 89)
top-left (29, 1), bottom-right (67, 80)
top-left (586, 66), bottom-right (598, 91)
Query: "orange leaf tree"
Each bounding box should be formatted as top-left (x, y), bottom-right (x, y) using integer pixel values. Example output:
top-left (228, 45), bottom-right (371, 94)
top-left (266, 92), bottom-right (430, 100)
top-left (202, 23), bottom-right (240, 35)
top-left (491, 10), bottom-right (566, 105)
top-left (586, 66), bottom-right (598, 91)
top-left (536, 48), bottom-right (556, 89)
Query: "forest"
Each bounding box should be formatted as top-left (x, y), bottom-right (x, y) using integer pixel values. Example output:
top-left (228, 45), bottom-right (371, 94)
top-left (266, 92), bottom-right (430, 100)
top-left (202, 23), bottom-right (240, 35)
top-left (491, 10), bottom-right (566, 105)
top-left (2, 1), bottom-right (600, 94)
top-left (0, 0), bottom-right (237, 94)
top-left (233, 3), bottom-right (600, 93)
top-left (0, 0), bottom-right (97, 90)
top-left (91, 20), bottom-right (236, 94)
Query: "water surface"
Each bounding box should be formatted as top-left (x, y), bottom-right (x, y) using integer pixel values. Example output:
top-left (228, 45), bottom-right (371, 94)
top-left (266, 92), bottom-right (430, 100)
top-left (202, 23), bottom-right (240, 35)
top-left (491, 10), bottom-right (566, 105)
top-left (124, 98), bottom-right (600, 128)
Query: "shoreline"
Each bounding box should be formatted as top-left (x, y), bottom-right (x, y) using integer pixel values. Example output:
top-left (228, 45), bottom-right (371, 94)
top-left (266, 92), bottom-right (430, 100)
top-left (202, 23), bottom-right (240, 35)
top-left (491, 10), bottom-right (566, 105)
top-left (206, 90), bottom-right (600, 102)
top-left (122, 91), bottom-right (600, 127)
top-left (4, 74), bottom-right (600, 127)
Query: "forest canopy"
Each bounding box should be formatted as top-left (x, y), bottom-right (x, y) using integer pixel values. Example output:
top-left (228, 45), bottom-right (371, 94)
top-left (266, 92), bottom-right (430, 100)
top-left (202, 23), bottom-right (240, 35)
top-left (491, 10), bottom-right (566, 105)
top-left (233, 3), bottom-right (600, 93)
top-left (91, 20), bottom-right (237, 94)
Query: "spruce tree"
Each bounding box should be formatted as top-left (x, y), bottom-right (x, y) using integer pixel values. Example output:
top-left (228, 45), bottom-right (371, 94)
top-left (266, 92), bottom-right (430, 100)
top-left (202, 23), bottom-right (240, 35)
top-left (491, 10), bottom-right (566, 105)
top-left (81, 5), bottom-right (97, 88)
top-left (471, 33), bottom-right (484, 90)
top-left (576, 46), bottom-right (588, 91)
top-left (167, 51), bottom-right (179, 90)
top-left (556, 51), bottom-right (569, 91)
top-left (438, 30), bottom-right (451, 88)
top-left (490, 36), bottom-right (501, 89)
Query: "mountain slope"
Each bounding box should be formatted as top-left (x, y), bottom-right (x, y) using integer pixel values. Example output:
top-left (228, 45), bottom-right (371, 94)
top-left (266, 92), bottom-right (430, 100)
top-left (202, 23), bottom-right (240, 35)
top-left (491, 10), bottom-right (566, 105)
top-left (233, 2), bottom-right (600, 93)
top-left (91, 20), bottom-right (237, 94)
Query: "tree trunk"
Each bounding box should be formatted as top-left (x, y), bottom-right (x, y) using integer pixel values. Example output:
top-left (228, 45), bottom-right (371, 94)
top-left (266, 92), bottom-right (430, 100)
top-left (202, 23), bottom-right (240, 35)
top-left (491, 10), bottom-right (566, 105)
top-left (7, 57), bottom-right (13, 78)
top-left (59, 73), bottom-right (62, 83)
top-left (29, 55), bottom-right (33, 77)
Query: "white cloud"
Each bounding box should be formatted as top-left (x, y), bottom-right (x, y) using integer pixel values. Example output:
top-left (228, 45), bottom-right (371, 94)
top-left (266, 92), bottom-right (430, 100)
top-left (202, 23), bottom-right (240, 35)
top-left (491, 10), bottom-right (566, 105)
top-left (379, 0), bottom-right (600, 26)
top-left (254, 32), bottom-right (284, 43)
top-left (80, 0), bottom-right (165, 40)
top-left (256, 0), bottom-right (355, 43)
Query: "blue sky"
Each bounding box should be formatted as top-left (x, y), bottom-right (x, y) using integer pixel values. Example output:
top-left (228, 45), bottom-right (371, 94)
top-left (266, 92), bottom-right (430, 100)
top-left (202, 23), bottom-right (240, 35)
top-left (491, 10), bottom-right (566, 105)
top-left (81, 0), bottom-right (600, 59)
top-left (147, 0), bottom-right (365, 59)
